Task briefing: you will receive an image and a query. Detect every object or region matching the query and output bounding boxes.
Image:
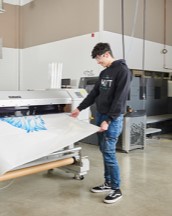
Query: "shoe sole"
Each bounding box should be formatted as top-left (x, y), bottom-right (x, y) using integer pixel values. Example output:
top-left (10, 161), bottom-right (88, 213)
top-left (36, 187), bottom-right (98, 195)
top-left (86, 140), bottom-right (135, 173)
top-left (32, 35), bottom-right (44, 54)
top-left (103, 195), bottom-right (122, 204)
top-left (91, 189), bottom-right (111, 193)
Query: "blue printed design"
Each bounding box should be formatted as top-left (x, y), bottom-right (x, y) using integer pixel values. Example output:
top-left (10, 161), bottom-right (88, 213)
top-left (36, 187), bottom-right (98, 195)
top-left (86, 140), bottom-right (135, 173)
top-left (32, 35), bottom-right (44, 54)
top-left (0, 115), bottom-right (47, 133)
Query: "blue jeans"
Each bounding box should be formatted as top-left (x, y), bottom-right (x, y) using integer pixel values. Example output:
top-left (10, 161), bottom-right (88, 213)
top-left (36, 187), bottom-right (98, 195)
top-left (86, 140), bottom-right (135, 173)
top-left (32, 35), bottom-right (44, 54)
top-left (96, 112), bottom-right (123, 189)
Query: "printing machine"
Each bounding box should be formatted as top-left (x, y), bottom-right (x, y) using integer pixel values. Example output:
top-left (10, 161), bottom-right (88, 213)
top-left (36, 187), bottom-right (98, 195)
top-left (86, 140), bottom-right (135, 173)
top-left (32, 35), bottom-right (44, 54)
top-left (0, 89), bottom-right (92, 182)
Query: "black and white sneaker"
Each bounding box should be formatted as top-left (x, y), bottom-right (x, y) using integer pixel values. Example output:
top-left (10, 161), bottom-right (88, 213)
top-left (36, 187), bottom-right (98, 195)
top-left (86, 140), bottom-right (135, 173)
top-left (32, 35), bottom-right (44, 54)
top-left (91, 183), bottom-right (111, 193)
top-left (104, 189), bottom-right (122, 204)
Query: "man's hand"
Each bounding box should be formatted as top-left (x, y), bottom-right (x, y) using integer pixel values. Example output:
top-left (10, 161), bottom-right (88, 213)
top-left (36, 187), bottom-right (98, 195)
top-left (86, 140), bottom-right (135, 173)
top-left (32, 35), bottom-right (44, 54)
top-left (70, 108), bottom-right (80, 118)
top-left (99, 121), bottom-right (109, 132)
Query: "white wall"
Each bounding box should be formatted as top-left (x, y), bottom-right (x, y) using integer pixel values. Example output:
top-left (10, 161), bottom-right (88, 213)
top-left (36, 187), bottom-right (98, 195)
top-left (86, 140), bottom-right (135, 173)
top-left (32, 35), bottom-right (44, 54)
top-left (0, 47), bottom-right (19, 90)
top-left (20, 31), bottom-right (172, 90)
top-left (0, 31), bottom-right (172, 91)
top-left (103, 31), bottom-right (172, 72)
top-left (1, 1), bottom-right (171, 91)
top-left (4, 0), bottom-right (31, 6)
top-left (20, 33), bottom-right (101, 90)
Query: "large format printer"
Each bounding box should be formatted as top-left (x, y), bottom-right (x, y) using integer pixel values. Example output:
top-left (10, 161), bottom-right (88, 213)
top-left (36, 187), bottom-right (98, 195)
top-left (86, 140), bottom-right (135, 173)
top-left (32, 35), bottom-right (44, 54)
top-left (0, 89), bottom-right (98, 182)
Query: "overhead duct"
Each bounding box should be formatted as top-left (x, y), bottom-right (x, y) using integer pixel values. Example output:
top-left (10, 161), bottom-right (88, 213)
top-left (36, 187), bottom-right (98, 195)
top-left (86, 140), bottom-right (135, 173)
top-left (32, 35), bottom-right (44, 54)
top-left (0, 0), bottom-right (5, 13)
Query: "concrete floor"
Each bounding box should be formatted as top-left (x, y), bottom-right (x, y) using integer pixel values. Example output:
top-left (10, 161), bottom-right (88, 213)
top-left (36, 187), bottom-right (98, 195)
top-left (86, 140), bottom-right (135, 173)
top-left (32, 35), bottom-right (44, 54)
top-left (0, 137), bottom-right (172, 216)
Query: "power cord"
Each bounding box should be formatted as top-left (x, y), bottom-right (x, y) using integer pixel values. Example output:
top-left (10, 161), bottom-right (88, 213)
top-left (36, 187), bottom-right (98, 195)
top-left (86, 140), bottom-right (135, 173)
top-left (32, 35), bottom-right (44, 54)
top-left (0, 179), bottom-right (15, 190)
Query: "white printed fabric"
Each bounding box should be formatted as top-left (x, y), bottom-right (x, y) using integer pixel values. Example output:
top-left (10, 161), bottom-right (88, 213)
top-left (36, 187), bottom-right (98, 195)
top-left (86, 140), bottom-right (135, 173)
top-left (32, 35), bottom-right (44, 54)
top-left (0, 113), bottom-right (99, 176)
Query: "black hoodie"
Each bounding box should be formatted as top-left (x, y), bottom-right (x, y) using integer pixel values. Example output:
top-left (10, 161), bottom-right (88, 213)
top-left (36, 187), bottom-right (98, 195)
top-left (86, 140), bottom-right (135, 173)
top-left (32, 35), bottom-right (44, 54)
top-left (78, 59), bottom-right (132, 121)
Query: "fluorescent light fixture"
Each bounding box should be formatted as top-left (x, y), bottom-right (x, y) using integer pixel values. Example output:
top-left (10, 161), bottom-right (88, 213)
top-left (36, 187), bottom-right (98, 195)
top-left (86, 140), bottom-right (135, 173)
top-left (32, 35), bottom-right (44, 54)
top-left (0, 0), bottom-right (5, 13)
top-left (0, 38), bottom-right (2, 59)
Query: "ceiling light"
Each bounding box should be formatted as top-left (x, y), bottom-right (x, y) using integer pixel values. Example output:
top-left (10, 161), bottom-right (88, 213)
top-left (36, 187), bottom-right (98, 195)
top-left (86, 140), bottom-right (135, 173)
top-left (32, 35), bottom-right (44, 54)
top-left (0, 0), bottom-right (5, 13)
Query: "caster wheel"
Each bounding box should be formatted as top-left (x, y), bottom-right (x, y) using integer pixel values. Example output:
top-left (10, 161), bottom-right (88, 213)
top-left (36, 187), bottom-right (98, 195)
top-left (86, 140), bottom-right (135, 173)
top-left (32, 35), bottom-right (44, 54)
top-left (73, 175), bottom-right (84, 180)
top-left (47, 169), bottom-right (54, 174)
top-left (79, 175), bottom-right (84, 180)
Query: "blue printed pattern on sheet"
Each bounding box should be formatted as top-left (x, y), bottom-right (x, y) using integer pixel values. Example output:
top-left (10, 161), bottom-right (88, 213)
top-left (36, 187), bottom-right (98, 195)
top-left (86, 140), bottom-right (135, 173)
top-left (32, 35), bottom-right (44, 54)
top-left (0, 115), bottom-right (47, 133)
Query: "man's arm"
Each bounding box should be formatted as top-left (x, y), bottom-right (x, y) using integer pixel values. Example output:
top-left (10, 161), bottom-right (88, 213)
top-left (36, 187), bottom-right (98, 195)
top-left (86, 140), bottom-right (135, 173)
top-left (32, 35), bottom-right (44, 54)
top-left (70, 108), bottom-right (80, 118)
top-left (99, 121), bottom-right (109, 132)
top-left (71, 107), bottom-right (107, 132)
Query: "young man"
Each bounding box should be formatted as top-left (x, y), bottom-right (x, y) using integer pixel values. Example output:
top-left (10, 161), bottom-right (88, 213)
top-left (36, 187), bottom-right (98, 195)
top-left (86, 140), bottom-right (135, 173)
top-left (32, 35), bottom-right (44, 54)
top-left (71, 42), bottom-right (132, 204)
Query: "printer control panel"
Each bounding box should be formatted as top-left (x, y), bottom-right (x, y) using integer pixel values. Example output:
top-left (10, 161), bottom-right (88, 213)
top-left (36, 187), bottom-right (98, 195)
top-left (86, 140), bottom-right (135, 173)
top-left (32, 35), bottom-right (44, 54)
top-left (66, 89), bottom-right (87, 100)
top-left (74, 92), bottom-right (84, 98)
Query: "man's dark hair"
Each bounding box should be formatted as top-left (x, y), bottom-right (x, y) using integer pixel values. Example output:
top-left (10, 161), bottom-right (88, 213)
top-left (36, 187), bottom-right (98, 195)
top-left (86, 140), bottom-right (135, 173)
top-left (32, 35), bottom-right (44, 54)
top-left (91, 42), bottom-right (113, 59)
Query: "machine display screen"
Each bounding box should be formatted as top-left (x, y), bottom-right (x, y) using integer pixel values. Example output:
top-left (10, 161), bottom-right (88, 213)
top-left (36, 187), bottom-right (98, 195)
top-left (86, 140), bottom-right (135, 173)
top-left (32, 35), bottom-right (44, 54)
top-left (75, 92), bottom-right (83, 98)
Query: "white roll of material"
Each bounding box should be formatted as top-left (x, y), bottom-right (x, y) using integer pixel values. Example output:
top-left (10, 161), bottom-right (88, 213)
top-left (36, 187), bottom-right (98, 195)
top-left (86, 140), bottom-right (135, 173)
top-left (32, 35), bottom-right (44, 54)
top-left (49, 62), bottom-right (63, 89)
